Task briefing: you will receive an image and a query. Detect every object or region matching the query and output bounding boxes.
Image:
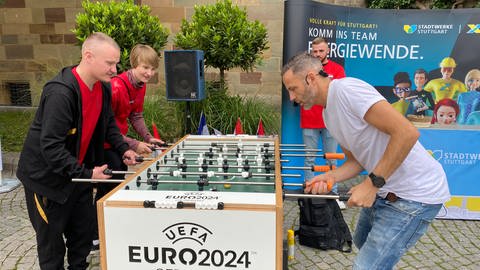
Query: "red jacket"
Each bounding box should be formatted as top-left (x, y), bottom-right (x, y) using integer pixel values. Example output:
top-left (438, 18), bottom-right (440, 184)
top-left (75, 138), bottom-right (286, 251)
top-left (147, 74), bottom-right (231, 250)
top-left (110, 72), bottom-right (145, 135)
top-left (300, 60), bottom-right (346, 128)
top-left (105, 72), bottom-right (152, 150)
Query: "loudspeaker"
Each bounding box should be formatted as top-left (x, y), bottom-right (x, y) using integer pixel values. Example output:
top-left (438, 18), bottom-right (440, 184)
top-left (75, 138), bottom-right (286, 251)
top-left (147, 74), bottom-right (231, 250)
top-left (164, 50), bottom-right (205, 101)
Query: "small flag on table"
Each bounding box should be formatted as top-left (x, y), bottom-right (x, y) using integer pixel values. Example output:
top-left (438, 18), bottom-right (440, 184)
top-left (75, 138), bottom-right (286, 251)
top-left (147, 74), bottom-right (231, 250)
top-left (198, 112), bottom-right (210, 135)
top-left (151, 121), bottom-right (161, 140)
top-left (256, 118), bottom-right (265, 136)
top-left (234, 117), bottom-right (244, 135)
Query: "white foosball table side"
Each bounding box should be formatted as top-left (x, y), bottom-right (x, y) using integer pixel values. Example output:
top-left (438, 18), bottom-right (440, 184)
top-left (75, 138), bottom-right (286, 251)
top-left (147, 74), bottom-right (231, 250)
top-left (97, 135), bottom-right (285, 270)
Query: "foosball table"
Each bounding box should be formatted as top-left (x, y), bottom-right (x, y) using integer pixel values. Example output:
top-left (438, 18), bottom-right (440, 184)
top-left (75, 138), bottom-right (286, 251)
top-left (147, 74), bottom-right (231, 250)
top-left (98, 135), bottom-right (292, 270)
top-left (75, 134), bottom-right (346, 270)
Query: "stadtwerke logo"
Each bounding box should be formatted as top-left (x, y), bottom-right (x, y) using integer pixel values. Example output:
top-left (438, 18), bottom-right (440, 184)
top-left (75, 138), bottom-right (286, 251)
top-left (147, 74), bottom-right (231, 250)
top-left (404, 24), bottom-right (417, 34)
top-left (403, 24), bottom-right (452, 34)
top-left (427, 149), bottom-right (442, 161)
top-left (467, 24), bottom-right (480, 34)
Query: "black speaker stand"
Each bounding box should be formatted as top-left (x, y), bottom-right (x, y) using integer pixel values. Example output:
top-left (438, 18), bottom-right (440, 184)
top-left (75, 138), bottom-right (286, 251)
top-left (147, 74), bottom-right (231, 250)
top-left (185, 101), bottom-right (191, 134)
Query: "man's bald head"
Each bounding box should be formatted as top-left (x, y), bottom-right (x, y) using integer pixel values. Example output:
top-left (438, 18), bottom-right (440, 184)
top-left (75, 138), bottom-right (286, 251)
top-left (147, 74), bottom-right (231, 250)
top-left (77, 32), bottom-right (120, 86)
top-left (81, 32), bottom-right (120, 55)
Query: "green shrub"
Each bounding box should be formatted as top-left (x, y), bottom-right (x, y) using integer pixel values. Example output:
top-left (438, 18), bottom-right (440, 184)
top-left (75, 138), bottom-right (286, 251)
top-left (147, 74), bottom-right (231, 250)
top-left (129, 83), bottom-right (280, 143)
top-left (73, 0), bottom-right (169, 72)
top-left (175, 0), bottom-right (269, 82)
top-left (174, 82), bottom-right (280, 136)
top-left (0, 110), bottom-right (35, 152)
top-left (131, 92), bottom-right (184, 142)
top-left (1, 87), bottom-right (281, 151)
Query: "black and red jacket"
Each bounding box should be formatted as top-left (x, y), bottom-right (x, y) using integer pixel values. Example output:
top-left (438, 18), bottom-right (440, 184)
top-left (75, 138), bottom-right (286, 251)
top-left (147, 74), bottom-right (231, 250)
top-left (16, 66), bottom-right (129, 204)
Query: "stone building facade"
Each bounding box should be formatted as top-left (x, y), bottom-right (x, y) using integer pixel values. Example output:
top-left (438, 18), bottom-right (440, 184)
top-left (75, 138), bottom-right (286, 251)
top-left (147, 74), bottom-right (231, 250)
top-left (0, 0), bottom-right (365, 107)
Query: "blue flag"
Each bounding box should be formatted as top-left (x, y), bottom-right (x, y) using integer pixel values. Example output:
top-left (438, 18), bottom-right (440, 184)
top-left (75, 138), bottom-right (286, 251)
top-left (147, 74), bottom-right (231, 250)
top-left (197, 112), bottom-right (210, 135)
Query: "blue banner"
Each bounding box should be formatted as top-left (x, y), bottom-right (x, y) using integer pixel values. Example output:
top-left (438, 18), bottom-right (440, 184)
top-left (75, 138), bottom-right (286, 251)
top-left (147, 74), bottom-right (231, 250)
top-left (282, 0), bottom-right (480, 219)
top-left (419, 128), bottom-right (480, 219)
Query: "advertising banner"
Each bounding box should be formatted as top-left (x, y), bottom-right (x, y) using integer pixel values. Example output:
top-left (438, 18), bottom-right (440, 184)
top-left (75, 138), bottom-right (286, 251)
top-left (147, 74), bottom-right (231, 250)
top-left (281, 0), bottom-right (480, 219)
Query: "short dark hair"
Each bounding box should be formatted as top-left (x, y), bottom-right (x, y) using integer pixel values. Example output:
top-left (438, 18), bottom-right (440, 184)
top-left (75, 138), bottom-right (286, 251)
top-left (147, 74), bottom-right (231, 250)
top-left (414, 68), bottom-right (428, 79)
top-left (393, 71), bottom-right (411, 86)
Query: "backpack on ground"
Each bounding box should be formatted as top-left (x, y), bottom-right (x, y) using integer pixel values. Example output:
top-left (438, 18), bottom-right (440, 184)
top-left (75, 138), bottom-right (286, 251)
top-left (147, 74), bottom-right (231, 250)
top-left (295, 197), bottom-right (352, 252)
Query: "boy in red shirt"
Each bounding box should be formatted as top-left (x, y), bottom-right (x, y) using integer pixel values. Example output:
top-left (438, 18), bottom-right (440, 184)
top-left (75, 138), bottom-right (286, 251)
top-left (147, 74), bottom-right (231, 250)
top-left (92, 44), bottom-right (164, 250)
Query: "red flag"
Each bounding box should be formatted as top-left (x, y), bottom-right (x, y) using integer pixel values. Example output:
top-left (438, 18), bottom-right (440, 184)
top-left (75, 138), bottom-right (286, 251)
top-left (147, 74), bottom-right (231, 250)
top-left (151, 121), bottom-right (161, 139)
top-left (234, 117), bottom-right (244, 135)
top-left (256, 118), bottom-right (265, 136)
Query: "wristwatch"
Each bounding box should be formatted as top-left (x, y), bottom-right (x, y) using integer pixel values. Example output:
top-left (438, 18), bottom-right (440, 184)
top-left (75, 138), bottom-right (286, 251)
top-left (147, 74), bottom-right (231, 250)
top-left (369, 172), bottom-right (386, 188)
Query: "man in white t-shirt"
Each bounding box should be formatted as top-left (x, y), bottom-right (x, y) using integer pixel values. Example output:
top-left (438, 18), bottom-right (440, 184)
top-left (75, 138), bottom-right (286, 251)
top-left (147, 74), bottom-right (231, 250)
top-left (281, 53), bottom-right (450, 270)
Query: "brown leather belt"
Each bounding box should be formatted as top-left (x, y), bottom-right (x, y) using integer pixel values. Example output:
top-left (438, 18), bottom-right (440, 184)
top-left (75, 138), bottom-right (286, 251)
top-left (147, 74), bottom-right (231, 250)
top-left (385, 192), bottom-right (399, 202)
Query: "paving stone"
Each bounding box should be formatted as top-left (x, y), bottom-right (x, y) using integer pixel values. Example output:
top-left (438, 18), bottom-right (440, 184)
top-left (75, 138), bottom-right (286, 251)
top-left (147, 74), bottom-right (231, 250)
top-left (2, 167), bottom-right (480, 269)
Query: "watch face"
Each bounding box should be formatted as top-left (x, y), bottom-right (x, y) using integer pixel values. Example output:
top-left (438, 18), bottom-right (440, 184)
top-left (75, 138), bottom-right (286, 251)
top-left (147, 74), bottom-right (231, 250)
top-left (370, 173), bottom-right (385, 188)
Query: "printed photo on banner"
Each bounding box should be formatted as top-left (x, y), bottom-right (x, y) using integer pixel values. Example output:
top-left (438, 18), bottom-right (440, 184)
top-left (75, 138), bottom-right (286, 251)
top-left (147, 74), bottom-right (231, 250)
top-left (281, 0), bottom-right (480, 220)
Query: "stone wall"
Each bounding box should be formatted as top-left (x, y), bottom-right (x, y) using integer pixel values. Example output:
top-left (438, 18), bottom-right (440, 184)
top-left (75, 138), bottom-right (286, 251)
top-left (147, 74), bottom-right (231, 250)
top-left (0, 0), bottom-right (365, 107)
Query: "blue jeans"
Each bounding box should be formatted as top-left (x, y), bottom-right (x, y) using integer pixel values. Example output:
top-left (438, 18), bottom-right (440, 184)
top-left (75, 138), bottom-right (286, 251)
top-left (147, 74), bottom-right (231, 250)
top-left (302, 128), bottom-right (338, 192)
top-left (353, 196), bottom-right (442, 270)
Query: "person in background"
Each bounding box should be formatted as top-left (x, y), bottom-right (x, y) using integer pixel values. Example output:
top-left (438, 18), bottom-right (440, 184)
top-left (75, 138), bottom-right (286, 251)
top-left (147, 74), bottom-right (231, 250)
top-left (282, 52), bottom-right (449, 270)
top-left (390, 71), bottom-right (413, 116)
top-left (424, 57), bottom-right (466, 103)
top-left (16, 32), bottom-right (138, 270)
top-left (464, 68), bottom-right (480, 91)
top-left (304, 37), bottom-right (346, 209)
top-left (92, 44), bottom-right (164, 251)
top-left (457, 69), bottom-right (480, 124)
top-left (410, 68), bottom-right (435, 116)
top-left (431, 98), bottom-right (460, 125)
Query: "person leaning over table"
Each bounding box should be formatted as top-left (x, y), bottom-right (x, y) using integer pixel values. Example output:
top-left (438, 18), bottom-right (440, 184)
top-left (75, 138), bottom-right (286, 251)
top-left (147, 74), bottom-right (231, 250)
top-left (281, 52), bottom-right (450, 270)
top-left (16, 32), bottom-right (138, 270)
top-left (303, 37), bottom-right (346, 209)
top-left (91, 44), bottom-right (165, 251)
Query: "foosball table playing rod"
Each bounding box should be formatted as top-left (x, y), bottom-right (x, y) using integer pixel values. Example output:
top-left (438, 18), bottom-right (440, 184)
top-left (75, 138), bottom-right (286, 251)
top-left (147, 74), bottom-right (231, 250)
top-left (124, 156), bottom-right (154, 162)
top-left (71, 178), bottom-right (350, 200)
top-left (283, 193), bottom-right (350, 201)
top-left (147, 170), bottom-right (301, 178)
top-left (281, 153), bottom-right (345, 159)
top-left (103, 163), bottom-right (334, 178)
top-left (169, 151), bottom-right (345, 160)
top-left (180, 142), bottom-right (305, 148)
top-left (161, 156), bottom-right (286, 164)
top-left (171, 146), bottom-right (325, 153)
top-left (72, 178), bottom-right (304, 188)
top-left (154, 164), bottom-right (335, 172)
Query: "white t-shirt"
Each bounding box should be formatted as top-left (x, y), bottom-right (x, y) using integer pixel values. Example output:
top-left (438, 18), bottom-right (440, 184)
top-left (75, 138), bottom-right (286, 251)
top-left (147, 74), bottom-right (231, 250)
top-left (323, 78), bottom-right (450, 204)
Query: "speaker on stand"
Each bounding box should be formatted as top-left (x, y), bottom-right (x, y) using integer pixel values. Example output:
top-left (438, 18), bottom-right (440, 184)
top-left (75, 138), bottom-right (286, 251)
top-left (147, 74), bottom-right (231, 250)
top-left (164, 50), bottom-right (205, 133)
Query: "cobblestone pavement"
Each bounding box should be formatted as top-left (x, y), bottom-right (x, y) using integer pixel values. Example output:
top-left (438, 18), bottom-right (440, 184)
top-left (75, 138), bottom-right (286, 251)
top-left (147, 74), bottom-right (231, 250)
top-left (1, 175), bottom-right (480, 269)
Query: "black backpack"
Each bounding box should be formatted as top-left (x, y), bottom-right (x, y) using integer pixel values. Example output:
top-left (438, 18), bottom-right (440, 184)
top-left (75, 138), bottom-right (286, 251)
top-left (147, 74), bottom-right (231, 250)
top-left (295, 198), bottom-right (352, 252)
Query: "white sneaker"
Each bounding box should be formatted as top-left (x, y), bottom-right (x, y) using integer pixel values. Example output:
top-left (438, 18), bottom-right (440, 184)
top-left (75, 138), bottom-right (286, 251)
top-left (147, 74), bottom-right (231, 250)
top-left (336, 199), bottom-right (346, 210)
top-left (90, 239), bottom-right (100, 254)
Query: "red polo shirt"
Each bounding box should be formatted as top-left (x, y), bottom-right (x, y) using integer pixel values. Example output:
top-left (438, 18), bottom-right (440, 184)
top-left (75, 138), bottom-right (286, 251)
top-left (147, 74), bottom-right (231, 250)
top-left (300, 60), bottom-right (346, 128)
top-left (72, 67), bottom-right (102, 164)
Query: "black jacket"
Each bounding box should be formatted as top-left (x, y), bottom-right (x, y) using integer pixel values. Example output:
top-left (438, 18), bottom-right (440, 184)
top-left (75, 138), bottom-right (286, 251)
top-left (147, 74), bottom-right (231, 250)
top-left (16, 66), bottom-right (129, 204)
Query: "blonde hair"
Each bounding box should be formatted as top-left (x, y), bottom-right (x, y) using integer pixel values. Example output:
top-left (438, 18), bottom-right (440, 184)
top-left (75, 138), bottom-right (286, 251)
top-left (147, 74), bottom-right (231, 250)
top-left (311, 37), bottom-right (328, 46)
top-left (81, 32), bottom-right (119, 54)
top-left (465, 69), bottom-right (480, 90)
top-left (130, 44), bottom-right (160, 69)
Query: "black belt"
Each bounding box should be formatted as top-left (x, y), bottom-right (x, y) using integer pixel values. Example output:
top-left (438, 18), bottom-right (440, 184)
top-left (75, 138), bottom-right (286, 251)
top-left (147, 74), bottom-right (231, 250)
top-left (385, 192), bottom-right (399, 202)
